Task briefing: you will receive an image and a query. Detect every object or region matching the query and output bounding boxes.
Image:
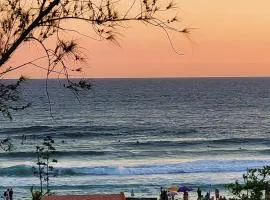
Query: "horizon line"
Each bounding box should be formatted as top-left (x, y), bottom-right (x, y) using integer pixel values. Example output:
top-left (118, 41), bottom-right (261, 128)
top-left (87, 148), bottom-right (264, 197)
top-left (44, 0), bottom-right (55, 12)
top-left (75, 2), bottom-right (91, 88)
top-left (3, 76), bottom-right (270, 80)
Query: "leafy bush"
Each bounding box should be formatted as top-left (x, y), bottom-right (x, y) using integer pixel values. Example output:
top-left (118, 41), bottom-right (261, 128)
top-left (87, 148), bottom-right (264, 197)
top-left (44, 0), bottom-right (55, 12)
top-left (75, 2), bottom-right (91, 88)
top-left (31, 186), bottom-right (42, 200)
top-left (226, 166), bottom-right (270, 200)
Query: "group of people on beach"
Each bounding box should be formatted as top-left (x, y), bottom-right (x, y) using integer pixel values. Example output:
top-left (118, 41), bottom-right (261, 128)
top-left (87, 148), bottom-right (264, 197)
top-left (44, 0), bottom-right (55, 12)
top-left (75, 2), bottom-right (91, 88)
top-left (2, 188), bottom-right (13, 200)
top-left (160, 187), bottom-right (227, 200)
top-left (197, 188), bottom-right (227, 200)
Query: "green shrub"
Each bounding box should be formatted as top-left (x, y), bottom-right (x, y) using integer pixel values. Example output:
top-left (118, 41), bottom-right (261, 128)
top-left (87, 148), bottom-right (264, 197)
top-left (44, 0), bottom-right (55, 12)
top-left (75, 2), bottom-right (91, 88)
top-left (31, 186), bottom-right (42, 200)
top-left (226, 166), bottom-right (270, 200)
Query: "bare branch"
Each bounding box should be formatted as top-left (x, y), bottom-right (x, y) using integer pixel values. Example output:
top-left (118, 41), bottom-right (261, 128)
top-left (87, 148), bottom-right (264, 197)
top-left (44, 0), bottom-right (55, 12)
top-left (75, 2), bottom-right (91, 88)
top-left (0, 0), bottom-right (188, 119)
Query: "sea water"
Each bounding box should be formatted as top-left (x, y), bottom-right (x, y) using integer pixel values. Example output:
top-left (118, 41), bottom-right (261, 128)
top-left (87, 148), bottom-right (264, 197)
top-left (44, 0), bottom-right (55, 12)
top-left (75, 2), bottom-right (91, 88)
top-left (1, 78), bottom-right (270, 199)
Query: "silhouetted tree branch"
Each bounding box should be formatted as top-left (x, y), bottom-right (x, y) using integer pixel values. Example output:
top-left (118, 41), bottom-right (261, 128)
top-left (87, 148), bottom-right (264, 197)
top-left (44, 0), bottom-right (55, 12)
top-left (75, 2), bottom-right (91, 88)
top-left (0, 0), bottom-right (188, 119)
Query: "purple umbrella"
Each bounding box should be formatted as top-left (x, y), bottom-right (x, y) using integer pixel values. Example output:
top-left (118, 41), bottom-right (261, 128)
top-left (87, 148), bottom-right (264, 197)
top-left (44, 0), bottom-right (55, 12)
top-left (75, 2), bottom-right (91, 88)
top-left (178, 186), bottom-right (192, 192)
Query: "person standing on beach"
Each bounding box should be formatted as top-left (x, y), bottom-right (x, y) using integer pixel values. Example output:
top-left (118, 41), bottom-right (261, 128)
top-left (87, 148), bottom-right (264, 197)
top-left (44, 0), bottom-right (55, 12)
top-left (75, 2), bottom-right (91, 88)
top-left (205, 192), bottom-right (210, 200)
top-left (9, 188), bottom-right (13, 200)
top-left (4, 189), bottom-right (10, 200)
top-left (197, 187), bottom-right (202, 200)
top-left (183, 191), bottom-right (188, 200)
top-left (3, 190), bottom-right (7, 200)
top-left (215, 188), bottom-right (219, 200)
top-left (6, 189), bottom-right (10, 200)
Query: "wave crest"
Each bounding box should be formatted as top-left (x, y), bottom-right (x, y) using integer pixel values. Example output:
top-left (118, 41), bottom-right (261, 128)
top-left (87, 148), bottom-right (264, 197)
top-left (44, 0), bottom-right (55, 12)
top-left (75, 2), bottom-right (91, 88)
top-left (1, 159), bottom-right (270, 177)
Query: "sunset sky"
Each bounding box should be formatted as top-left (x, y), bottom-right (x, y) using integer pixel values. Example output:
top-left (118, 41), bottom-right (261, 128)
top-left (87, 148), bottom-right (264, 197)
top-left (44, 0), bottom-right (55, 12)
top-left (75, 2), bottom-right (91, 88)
top-left (6, 0), bottom-right (270, 78)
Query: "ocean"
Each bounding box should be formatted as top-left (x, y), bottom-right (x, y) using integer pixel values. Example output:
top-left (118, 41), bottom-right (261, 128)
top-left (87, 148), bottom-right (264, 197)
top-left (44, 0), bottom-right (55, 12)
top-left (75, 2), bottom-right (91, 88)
top-left (1, 78), bottom-right (270, 200)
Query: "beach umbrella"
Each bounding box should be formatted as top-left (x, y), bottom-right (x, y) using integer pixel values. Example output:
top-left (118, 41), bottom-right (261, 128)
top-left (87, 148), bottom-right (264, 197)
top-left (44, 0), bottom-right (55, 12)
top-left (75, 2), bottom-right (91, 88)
top-left (168, 185), bottom-right (178, 192)
top-left (178, 186), bottom-right (192, 192)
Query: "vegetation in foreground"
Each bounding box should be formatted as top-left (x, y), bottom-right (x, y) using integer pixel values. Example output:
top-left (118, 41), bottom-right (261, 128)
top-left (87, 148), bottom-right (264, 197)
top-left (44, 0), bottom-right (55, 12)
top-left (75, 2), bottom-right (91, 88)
top-left (0, 0), bottom-right (187, 120)
top-left (31, 136), bottom-right (57, 200)
top-left (226, 166), bottom-right (270, 200)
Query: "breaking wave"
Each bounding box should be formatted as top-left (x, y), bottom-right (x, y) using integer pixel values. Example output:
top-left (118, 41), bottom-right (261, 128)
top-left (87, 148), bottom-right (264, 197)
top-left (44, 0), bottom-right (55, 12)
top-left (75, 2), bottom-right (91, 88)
top-left (1, 159), bottom-right (270, 177)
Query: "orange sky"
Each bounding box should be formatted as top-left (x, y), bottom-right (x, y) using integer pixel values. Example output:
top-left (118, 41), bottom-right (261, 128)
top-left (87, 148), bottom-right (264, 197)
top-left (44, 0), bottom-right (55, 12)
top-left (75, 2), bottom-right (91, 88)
top-left (6, 0), bottom-right (270, 78)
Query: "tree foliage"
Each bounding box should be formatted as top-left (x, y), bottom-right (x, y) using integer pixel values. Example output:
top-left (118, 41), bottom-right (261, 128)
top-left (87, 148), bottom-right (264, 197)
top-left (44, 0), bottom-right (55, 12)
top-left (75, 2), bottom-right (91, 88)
top-left (226, 166), bottom-right (270, 200)
top-left (0, 0), bottom-right (187, 119)
top-left (31, 186), bottom-right (43, 200)
top-left (0, 76), bottom-right (30, 119)
top-left (33, 136), bottom-right (57, 195)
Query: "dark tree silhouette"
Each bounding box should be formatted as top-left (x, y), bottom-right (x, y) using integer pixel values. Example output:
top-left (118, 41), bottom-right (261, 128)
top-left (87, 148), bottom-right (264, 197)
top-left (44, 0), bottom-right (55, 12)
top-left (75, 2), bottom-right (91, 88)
top-left (226, 166), bottom-right (270, 200)
top-left (33, 136), bottom-right (57, 195)
top-left (0, 0), bottom-right (188, 119)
